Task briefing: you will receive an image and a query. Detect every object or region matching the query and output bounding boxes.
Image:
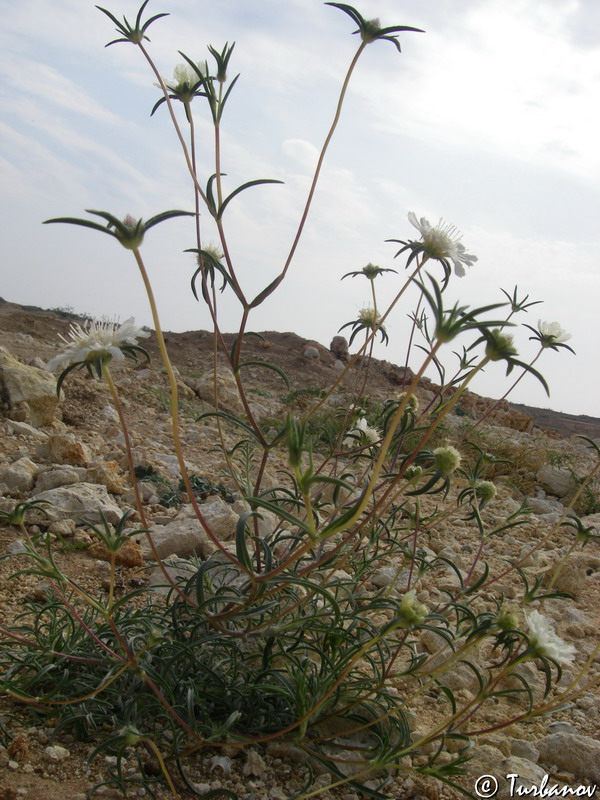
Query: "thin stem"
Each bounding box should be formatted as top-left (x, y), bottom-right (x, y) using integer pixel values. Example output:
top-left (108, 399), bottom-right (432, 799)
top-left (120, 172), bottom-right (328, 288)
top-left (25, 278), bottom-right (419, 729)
top-left (267, 42), bottom-right (367, 296)
top-left (402, 292), bottom-right (424, 385)
top-left (138, 43), bottom-right (208, 208)
top-left (103, 365), bottom-right (147, 527)
top-left (131, 247), bottom-right (247, 570)
top-left (304, 257), bottom-right (428, 425)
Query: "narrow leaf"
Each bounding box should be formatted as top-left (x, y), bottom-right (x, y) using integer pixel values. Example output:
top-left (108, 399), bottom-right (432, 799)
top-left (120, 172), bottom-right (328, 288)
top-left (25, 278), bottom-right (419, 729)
top-left (237, 359), bottom-right (290, 389)
top-left (217, 179), bottom-right (283, 220)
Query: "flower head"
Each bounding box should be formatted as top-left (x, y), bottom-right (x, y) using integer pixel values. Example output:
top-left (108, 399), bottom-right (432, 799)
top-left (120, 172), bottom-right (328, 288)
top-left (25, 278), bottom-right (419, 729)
top-left (496, 606), bottom-right (519, 633)
top-left (433, 445), bottom-right (461, 475)
top-left (523, 320), bottom-right (575, 356)
top-left (151, 60), bottom-right (208, 115)
top-left (156, 61), bottom-right (207, 101)
top-left (484, 329), bottom-right (517, 362)
top-left (475, 479), bottom-right (497, 505)
top-left (538, 320), bottom-right (571, 344)
top-left (525, 610), bottom-right (576, 665)
top-left (343, 417), bottom-right (380, 449)
top-left (342, 262), bottom-right (397, 281)
top-left (339, 306), bottom-right (388, 346)
top-left (170, 62), bottom-right (206, 91)
top-left (326, 3), bottom-right (424, 52)
top-left (396, 391), bottom-right (419, 413)
top-left (47, 317), bottom-right (150, 391)
top-left (398, 589), bottom-right (428, 627)
top-left (358, 306), bottom-right (382, 328)
top-left (407, 212), bottom-right (477, 277)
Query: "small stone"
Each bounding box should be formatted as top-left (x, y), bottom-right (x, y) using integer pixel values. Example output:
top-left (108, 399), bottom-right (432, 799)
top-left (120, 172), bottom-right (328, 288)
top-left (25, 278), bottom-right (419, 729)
top-left (33, 482), bottom-right (123, 524)
top-left (537, 731), bottom-right (600, 782)
top-left (35, 467), bottom-right (82, 492)
top-left (86, 461), bottom-right (125, 494)
top-left (536, 465), bottom-right (578, 499)
top-left (302, 346), bottom-right (319, 360)
top-left (7, 540), bottom-right (28, 554)
top-left (0, 347), bottom-right (59, 426)
top-left (89, 538), bottom-right (144, 568)
top-left (48, 519), bottom-right (77, 537)
top-left (44, 745), bottom-right (70, 761)
top-left (511, 738), bottom-right (539, 763)
top-left (0, 457), bottom-right (39, 492)
top-left (330, 335), bottom-right (349, 362)
top-left (47, 433), bottom-right (91, 466)
top-left (210, 754), bottom-right (233, 774)
top-left (243, 749), bottom-right (266, 778)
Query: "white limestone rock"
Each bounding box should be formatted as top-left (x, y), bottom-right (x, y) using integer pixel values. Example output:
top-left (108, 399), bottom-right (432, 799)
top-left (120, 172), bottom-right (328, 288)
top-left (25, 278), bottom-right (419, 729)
top-left (537, 731), bottom-right (600, 783)
top-left (33, 482), bottom-right (123, 524)
top-left (0, 457), bottom-right (39, 492)
top-left (0, 346), bottom-right (59, 427)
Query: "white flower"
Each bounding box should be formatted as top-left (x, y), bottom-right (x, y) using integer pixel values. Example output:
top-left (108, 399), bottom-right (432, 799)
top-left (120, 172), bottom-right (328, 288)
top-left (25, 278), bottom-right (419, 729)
top-left (408, 211), bottom-right (477, 277)
top-left (358, 306), bottom-right (382, 327)
top-left (171, 62), bottom-right (205, 89)
top-left (343, 417), bottom-right (380, 449)
top-left (538, 320), bottom-right (571, 344)
top-left (47, 317), bottom-right (149, 372)
top-left (525, 610), bottom-right (576, 665)
top-left (155, 62), bottom-right (207, 94)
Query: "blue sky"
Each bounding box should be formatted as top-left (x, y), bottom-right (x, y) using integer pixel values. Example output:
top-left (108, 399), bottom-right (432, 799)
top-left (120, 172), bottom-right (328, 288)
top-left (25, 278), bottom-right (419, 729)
top-left (2, 0), bottom-right (599, 416)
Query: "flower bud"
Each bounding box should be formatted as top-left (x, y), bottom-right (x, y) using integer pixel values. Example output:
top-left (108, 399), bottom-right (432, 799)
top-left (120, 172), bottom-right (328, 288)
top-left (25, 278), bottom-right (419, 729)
top-left (397, 391), bottom-right (419, 413)
top-left (398, 589), bottom-right (428, 627)
top-left (358, 307), bottom-right (383, 329)
top-left (495, 606), bottom-right (518, 632)
top-left (485, 329), bottom-right (517, 362)
top-left (475, 480), bottom-right (497, 504)
top-left (433, 445), bottom-right (461, 475)
top-left (403, 465), bottom-right (423, 481)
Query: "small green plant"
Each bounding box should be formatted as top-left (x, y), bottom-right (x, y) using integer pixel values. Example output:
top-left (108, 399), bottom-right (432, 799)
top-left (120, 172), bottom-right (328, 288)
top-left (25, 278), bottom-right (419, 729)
top-left (0, 500), bottom-right (50, 528)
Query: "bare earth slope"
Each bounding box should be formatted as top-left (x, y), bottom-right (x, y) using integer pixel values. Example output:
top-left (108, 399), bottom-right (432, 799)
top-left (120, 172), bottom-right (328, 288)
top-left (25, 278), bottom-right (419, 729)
top-left (1, 297), bottom-right (600, 800)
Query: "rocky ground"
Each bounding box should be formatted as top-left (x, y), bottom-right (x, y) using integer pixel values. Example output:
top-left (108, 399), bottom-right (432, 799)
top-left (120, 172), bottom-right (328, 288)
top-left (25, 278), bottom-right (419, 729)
top-left (1, 298), bottom-right (600, 800)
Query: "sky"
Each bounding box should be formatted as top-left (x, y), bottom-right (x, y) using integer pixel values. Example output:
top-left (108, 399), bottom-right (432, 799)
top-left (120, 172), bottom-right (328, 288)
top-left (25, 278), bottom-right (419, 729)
top-left (1, 0), bottom-right (599, 417)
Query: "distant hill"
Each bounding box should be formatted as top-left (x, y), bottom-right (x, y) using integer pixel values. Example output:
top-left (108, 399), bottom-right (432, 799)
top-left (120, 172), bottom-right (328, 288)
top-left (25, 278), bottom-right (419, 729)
top-left (510, 402), bottom-right (600, 440)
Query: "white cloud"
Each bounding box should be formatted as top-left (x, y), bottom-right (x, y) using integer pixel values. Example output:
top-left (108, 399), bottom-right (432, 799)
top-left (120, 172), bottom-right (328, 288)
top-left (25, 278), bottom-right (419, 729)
top-left (358, 0), bottom-right (600, 182)
top-left (0, 55), bottom-right (122, 125)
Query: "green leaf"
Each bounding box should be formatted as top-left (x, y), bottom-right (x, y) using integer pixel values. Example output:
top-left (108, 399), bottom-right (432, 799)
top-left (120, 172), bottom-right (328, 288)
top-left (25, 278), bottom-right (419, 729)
top-left (144, 209), bottom-right (196, 229)
top-left (217, 178), bottom-right (283, 220)
top-left (195, 410), bottom-right (260, 441)
top-left (237, 359), bottom-right (290, 389)
top-left (247, 496), bottom-right (310, 534)
top-left (249, 274), bottom-right (282, 308)
top-left (217, 73), bottom-right (241, 122)
top-left (205, 173), bottom-right (222, 216)
top-left (235, 511), bottom-right (256, 571)
top-left (43, 217), bottom-right (117, 237)
top-left (228, 331), bottom-right (265, 363)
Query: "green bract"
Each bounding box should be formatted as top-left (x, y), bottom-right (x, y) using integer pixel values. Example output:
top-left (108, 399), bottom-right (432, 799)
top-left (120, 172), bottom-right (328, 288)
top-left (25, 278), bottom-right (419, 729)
top-left (326, 3), bottom-right (424, 51)
top-left (43, 208), bottom-right (195, 250)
